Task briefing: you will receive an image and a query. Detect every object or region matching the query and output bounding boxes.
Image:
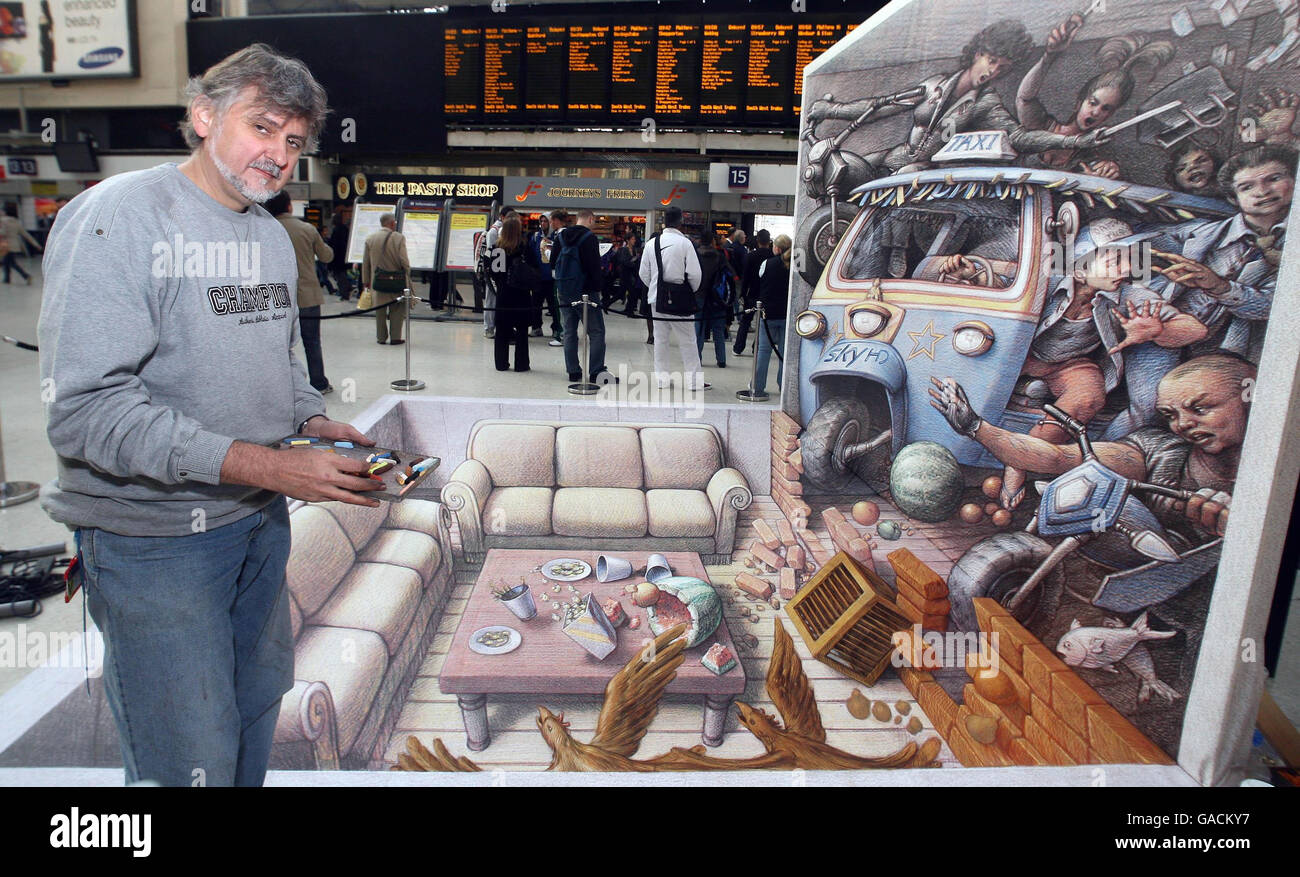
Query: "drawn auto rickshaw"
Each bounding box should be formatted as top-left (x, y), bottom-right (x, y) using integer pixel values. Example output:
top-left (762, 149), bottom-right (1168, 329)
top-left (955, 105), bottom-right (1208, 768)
top-left (793, 132), bottom-right (1236, 496)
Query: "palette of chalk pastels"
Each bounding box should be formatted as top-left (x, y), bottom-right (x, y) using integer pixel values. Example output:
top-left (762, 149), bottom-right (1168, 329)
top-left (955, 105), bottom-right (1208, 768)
top-left (275, 436), bottom-right (441, 502)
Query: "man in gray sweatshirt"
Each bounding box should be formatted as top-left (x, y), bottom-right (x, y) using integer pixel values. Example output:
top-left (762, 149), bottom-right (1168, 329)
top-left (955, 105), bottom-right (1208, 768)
top-left (37, 44), bottom-right (381, 787)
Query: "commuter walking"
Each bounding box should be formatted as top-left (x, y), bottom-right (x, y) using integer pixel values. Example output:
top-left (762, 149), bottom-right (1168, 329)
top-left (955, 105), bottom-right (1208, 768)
top-left (753, 233), bottom-right (792, 396)
top-left (1, 203), bottom-right (42, 283)
top-left (268, 191), bottom-right (334, 394)
top-left (694, 232), bottom-right (729, 368)
top-left (362, 212), bottom-right (411, 344)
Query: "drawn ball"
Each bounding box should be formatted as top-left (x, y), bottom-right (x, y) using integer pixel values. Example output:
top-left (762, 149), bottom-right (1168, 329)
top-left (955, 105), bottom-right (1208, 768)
top-left (982, 475), bottom-right (1003, 500)
top-left (959, 503), bottom-right (984, 524)
top-left (984, 502), bottom-right (1000, 516)
top-left (991, 509), bottom-right (1013, 528)
top-left (852, 500), bottom-right (880, 526)
top-left (888, 442), bottom-right (963, 523)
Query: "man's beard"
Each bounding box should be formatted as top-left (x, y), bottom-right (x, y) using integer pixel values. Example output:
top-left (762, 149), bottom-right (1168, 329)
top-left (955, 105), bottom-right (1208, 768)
top-left (208, 141), bottom-right (281, 204)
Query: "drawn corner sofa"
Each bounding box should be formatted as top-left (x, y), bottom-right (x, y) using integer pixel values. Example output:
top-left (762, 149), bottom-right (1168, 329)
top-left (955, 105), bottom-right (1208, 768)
top-left (440, 420), bottom-right (753, 565)
top-left (272, 495), bottom-right (453, 771)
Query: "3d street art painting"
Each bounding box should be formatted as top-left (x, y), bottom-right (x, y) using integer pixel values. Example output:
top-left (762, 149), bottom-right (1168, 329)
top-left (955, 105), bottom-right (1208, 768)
top-left (2, 0), bottom-right (1298, 785)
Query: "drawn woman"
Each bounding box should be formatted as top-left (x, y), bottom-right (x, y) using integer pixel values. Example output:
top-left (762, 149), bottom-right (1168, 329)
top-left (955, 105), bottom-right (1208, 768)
top-left (1016, 14), bottom-right (1174, 179)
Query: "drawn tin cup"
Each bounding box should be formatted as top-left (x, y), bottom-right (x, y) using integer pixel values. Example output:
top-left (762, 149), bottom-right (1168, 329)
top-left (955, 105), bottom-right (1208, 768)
top-left (498, 584), bottom-right (537, 620)
top-left (645, 553), bottom-right (672, 583)
top-left (596, 554), bottom-right (633, 583)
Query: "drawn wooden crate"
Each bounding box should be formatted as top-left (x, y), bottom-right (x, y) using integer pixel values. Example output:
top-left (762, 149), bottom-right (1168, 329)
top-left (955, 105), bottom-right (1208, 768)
top-left (784, 550), bottom-right (912, 686)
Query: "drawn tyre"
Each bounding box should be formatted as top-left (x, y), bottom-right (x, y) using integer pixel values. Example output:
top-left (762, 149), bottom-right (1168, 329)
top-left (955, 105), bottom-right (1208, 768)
top-left (796, 201), bottom-right (858, 287)
top-left (947, 531), bottom-right (1064, 637)
top-left (800, 398), bottom-right (888, 492)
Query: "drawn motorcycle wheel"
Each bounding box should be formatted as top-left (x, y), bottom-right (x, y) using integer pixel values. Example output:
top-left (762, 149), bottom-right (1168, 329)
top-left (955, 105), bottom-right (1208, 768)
top-left (796, 201), bottom-right (858, 287)
top-left (800, 398), bottom-right (890, 492)
top-left (947, 531), bottom-right (1064, 637)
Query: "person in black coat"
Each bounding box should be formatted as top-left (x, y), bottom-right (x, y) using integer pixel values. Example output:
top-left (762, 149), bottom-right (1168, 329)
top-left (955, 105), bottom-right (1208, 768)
top-left (733, 229), bottom-right (772, 355)
top-left (725, 229), bottom-right (748, 330)
top-left (694, 232), bottom-right (729, 367)
top-left (487, 215), bottom-right (541, 372)
top-left (754, 233), bottom-right (791, 395)
top-left (327, 214), bottom-right (353, 300)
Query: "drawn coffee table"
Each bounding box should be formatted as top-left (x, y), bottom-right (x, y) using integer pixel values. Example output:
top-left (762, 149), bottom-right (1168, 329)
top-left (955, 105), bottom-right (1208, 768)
top-left (440, 548), bottom-right (746, 751)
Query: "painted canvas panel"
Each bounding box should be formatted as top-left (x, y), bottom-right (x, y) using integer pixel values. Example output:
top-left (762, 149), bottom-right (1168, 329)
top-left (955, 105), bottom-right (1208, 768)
top-left (785, 0), bottom-right (1300, 775)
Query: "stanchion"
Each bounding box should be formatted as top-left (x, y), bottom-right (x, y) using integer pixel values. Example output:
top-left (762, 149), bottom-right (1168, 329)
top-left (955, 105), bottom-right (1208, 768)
top-left (390, 288), bottom-right (426, 392)
top-left (736, 302), bottom-right (769, 402)
top-left (567, 295), bottom-right (600, 396)
top-left (0, 405), bottom-right (38, 507)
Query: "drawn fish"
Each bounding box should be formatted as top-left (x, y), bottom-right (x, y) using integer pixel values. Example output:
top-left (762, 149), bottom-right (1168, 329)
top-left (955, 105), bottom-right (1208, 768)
top-left (1056, 612), bottom-right (1175, 669)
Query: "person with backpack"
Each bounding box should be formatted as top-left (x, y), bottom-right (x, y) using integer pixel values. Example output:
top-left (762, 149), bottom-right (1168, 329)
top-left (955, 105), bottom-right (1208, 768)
top-left (694, 231), bottom-right (729, 368)
top-left (488, 214), bottom-right (542, 372)
top-left (552, 208), bottom-right (608, 383)
top-left (479, 206), bottom-right (517, 339)
top-left (640, 206), bottom-right (706, 391)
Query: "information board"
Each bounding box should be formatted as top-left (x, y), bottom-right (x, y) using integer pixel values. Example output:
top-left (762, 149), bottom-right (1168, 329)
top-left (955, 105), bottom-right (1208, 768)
top-left (794, 22), bottom-right (852, 116)
top-left (567, 24), bottom-right (610, 116)
top-left (484, 25), bottom-right (524, 117)
top-left (345, 203), bottom-right (396, 265)
top-left (655, 22), bottom-right (701, 118)
top-left (400, 210), bottom-right (444, 271)
top-left (444, 210), bottom-right (491, 271)
top-left (444, 26), bottom-right (483, 116)
top-left (700, 23), bottom-right (746, 119)
top-left (525, 25), bottom-right (565, 119)
top-left (746, 22), bottom-right (795, 123)
top-left (610, 24), bottom-right (654, 118)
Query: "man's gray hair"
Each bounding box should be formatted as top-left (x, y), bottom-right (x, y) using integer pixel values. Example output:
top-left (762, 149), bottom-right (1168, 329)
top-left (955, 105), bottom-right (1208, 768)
top-left (380, 212), bottom-right (396, 227)
top-left (181, 43), bottom-right (329, 152)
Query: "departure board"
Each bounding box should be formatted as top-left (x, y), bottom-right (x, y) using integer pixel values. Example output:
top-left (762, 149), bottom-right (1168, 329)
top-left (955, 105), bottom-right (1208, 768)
top-left (525, 25), bottom-right (565, 119)
top-left (444, 26), bottom-right (482, 116)
top-left (441, 14), bottom-right (855, 128)
top-left (794, 22), bottom-right (851, 115)
top-left (654, 22), bottom-right (701, 118)
top-left (700, 22), bottom-right (746, 119)
top-left (610, 24), bottom-right (654, 118)
top-left (746, 22), bottom-right (795, 123)
top-left (484, 26), bottom-right (523, 116)
top-left (567, 24), bottom-right (611, 116)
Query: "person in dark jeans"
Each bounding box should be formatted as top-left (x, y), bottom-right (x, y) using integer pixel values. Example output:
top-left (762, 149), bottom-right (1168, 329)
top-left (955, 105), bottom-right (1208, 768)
top-left (1, 203), bottom-right (42, 283)
top-left (488, 215), bottom-right (539, 372)
top-left (553, 208), bottom-right (607, 382)
top-left (733, 229), bottom-right (771, 355)
top-left (754, 233), bottom-right (792, 395)
top-left (530, 212), bottom-right (561, 343)
top-left (327, 214), bottom-right (352, 300)
top-left (695, 232), bottom-right (728, 367)
top-left (725, 229), bottom-right (748, 332)
top-left (269, 191), bottom-right (333, 394)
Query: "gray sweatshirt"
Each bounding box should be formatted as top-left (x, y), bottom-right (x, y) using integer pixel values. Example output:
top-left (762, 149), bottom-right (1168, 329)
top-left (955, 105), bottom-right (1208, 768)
top-left (38, 163), bottom-right (326, 536)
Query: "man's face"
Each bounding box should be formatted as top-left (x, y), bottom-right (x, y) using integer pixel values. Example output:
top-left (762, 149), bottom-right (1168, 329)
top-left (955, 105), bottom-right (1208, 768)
top-left (1229, 160), bottom-right (1294, 224)
top-left (1154, 370), bottom-right (1249, 455)
top-left (1077, 244), bottom-right (1130, 292)
top-left (1174, 149), bottom-right (1216, 192)
top-left (969, 51), bottom-right (1013, 86)
top-left (1074, 85), bottom-right (1121, 131)
top-left (198, 87), bottom-right (308, 205)
top-left (539, 215), bottom-right (549, 232)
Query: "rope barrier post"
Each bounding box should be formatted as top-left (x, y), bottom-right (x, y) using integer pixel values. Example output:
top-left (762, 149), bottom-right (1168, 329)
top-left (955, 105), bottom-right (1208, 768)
top-left (390, 287), bottom-right (426, 392)
top-left (735, 301), bottom-right (769, 403)
top-left (0, 404), bottom-right (39, 507)
top-left (568, 295), bottom-right (600, 396)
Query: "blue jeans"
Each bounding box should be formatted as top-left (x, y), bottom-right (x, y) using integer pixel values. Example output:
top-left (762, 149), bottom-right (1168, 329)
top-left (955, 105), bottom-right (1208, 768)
top-left (79, 499), bottom-right (295, 786)
top-left (695, 313), bottom-right (727, 366)
top-left (755, 318), bottom-right (786, 394)
top-left (560, 294), bottom-right (606, 379)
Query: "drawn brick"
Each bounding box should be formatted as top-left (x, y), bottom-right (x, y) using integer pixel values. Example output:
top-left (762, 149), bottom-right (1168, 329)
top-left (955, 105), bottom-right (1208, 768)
top-left (752, 519), bottom-right (782, 550)
top-left (1086, 705), bottom-right (1174, 765)
top-left (779, 567), bottom-right (798, 601)
top-left (1029, 694), bottom-right (1090, 763)
top-left (1006, 736), bottom-right (1051, 766)
top-left (789, 448), bottom-right (803, 473)
top-left (915, 681), bottom-right (959, 737)
top-left (735, 572), bottom-right (774, 600)
top-left (1023, 715), bottom-right (1077, 766)
top-left (1022, 643), bottom-right (1069, 701)
top-left (1051, 671), bottom-right (1107, 732)
top-left (987, 614), bottom-right (1040, 673)
top-left (750, 540), bottom-right (785, 570)
top-left (886, 548), bottom-right (948, 598)
top-left (786, 544), bottom-right (806, 570)
top-left (776, 519), bottom-right (797, 547)
top-left (971, 597), bottom-right (1009, 633)
top-left (894, 578), bottom-right (952, 615)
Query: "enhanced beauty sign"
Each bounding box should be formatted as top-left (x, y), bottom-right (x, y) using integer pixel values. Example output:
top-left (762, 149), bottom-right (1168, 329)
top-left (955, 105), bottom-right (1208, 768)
top-left (0, 0), bottom-right (137, 81)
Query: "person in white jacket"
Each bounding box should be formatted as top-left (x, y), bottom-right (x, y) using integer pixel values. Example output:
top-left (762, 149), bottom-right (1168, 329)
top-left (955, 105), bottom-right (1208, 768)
top-left (639, 206), bottom-right (707, 390)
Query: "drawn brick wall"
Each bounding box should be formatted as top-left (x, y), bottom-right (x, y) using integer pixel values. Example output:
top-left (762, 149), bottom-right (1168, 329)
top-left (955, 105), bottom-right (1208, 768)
top-left (893, 586), bottom-right (1174, 767)
top-left (887, 547), bottom-right (949, 632)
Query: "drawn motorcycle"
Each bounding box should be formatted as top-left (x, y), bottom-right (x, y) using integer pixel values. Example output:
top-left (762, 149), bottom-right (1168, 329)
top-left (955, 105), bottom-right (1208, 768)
top-left (795, 85), bottom-right (926, 287)
top-left (946, 403), bottom-right (1223, 637)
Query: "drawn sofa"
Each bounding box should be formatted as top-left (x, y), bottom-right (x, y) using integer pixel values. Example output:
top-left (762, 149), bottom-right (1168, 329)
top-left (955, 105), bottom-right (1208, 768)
top-left (440, 420), bottom-right (753, 565)
top-left (272, 496), bottom-right (453, 771)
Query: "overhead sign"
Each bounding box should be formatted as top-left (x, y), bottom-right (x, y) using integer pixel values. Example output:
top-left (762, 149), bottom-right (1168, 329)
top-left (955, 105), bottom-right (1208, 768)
top-left (503, 177), bottom-right (709, 211)
top-left (7, 158), bottom-right (36, 176)
top-left (728, 165), bottom-right (750, 188)
top-left (0, 0), bottom-right (138, 83)
top-left (357, 175), bottom-right (502, 203)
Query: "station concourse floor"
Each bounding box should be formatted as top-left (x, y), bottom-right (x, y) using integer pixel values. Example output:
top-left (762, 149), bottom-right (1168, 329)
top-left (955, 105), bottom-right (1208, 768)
top-left (0, 263), bottom-right (1296, 764)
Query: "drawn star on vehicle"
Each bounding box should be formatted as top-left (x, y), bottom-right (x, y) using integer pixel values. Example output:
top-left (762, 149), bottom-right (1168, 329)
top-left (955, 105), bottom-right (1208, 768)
top-left (906, 320), bottom-right (945, 360)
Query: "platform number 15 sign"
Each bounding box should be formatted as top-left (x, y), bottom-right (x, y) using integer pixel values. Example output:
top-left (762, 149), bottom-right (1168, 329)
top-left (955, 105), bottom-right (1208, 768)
top-left (728, 165), bottom-right (750, 189)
